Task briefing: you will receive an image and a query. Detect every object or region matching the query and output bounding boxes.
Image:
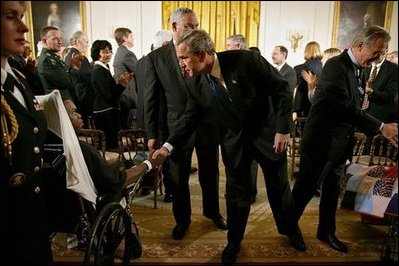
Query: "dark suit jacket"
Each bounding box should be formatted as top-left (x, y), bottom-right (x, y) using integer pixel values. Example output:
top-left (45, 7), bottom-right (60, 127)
top-left (302, 50), bottom-right (382, 163)
top-left (144, 41), bottom-right (218, 148)
top-left (364, 60), bottom-right (398, 123)
top-left (279, 62), bottom-right (297, 94)
top-left (168, 50), bottom-right (292, 164)
top-left (135, 56), bottom-right (149, 129)
top-left (113, 45), bottom-right (138, 110)
top-left (293, 59), bottom-right (322, 117)
top-left (1, 73), bottom-right (51, 263)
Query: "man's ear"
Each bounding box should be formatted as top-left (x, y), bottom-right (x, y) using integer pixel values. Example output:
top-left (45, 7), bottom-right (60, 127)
top-left (172, 22), bottom-right (178, 32)
top-left (199, 50), bottom-right (207, 62)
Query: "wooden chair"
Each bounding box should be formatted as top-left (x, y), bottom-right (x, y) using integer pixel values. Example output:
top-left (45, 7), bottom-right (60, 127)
top-left (352, 132), bottom-right (367, 164)
top-left (118, 129), bottom-right (163, 208)
top-left (77, 129), bottom-right (119, 164)
top-left (368, 134), bottom-right (398, 166)
top-left (287, 117), bottom-right (306, 181)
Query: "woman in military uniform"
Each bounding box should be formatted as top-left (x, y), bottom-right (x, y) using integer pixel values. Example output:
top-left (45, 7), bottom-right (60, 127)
top-left (1, 1), bottom-right (53, 264)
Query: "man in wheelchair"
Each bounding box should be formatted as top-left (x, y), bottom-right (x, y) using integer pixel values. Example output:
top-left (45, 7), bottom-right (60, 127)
top-left (42, 99), bottom-right (155, 249)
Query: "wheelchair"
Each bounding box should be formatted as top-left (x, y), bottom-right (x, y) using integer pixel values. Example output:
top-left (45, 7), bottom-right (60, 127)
top-left (42, 144), bottom-right (145, 265)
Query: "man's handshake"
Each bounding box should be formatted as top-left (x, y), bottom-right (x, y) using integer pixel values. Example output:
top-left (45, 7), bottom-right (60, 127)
top-left (147, 147), bottom-right (169, 167)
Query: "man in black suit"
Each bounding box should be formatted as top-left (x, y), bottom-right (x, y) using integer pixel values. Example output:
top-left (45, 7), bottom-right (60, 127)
top-left (143, 7), bottom-right (226, 240)
top-left (363, 53), bottom-right (398, 123)
top-left (152, 29), bottom-right (302, 264)
top-left (271, 45), bottom-right (297, 94)
top-left (64, 30), bottom-right (93, 128)
top-left (291, 25), bottom-right (398, 254)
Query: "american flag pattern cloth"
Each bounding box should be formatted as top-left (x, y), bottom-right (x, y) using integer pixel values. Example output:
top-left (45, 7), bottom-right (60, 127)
top-left (341, 164), bottom-right (398, 218)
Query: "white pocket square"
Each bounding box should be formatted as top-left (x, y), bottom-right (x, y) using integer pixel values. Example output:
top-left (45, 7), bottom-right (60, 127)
top-left (232, 80), bottom-right (237, 84)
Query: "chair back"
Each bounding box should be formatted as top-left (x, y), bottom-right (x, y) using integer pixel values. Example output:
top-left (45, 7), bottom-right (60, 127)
top-left (118, 129), bottom-right (147, 163)
top-left (288, 116), bottom-right (306, 180)
top-left (368, 134), bottom-right (398, 166)
top-left (352, 132), bottom-right (367, 164)
top-left (77, 129), bottom-right (107, 159)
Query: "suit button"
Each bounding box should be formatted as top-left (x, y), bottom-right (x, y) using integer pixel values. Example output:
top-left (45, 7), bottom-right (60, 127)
top-left (34, 147), bottom-right (40, 153)
top-left (33, 127), bottom-right (39, 134)
top-left (34, 186), bottom-right (41, 193)
top-left (34, 166), bottom-right (40, 172)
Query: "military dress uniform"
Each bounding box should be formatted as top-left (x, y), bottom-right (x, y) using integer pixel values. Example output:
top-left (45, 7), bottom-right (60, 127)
top-left (37, 47), bottom-right (78, 102)
top-left (1, 68), bottom-right (52, 264)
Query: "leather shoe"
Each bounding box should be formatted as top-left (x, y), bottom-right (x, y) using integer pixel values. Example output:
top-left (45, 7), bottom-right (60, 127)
top-left (172, 224), bottom-right (189, 240)
top-left (287, 226), bottom-right (306, 251)
top-left (205, 213), bottom-right (228, 230)
top-left (163, 193), bottom-right (173, 203)
top-left (317, 232), bottom-right (348, 253)
top-left (222, 243), bottom-right (240, 265)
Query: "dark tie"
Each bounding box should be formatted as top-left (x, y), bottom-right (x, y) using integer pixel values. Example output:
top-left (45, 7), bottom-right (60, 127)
top-left (3, 73), bottom-right (24, 93)
top-left (209, 75), bottom-right (219, 96)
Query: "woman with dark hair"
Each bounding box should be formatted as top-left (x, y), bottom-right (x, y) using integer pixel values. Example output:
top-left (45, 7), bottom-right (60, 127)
top-left (90, 40), bottom-right (132, 149)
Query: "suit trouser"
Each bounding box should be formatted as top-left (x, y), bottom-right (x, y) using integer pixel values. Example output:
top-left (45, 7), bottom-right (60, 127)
top-left (169, 144), bottom-right (220, 226)
top-left (291, 148), bottom-right (344, 234)
top-left (223, 144), bottom-right (292, 245)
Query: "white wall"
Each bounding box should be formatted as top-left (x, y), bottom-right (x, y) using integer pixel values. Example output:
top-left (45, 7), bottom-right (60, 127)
top-left (85, 1), bottom-right (398, 66)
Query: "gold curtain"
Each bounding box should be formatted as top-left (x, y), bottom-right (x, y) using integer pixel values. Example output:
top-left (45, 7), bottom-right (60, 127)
top-left (162, 1), bottom-right (260, 52)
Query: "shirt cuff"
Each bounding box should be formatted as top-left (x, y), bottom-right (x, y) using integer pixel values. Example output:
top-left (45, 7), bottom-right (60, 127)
top-left (143, 160), bottom-right (153, 172)
top-left (379, 122), bottom-right (384, 132)
top-left (163, 142), bottom-right (174, 154)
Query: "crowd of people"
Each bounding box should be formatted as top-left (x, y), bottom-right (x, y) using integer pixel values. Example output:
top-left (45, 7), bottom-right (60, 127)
top-left (1, 1), bottom-right (398, 265)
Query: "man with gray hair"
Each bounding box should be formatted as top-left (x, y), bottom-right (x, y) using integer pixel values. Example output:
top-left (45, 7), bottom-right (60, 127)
top-left (64, 30), bottom-right (93, 127)
top-left (144, 7), bottom-right (226, 241)
top-left (152, 30), bottom-right (173, 50)
top-left (225, 34), bottom-right (247, 50)
top-left (291, 25), bottom-right (398, 254)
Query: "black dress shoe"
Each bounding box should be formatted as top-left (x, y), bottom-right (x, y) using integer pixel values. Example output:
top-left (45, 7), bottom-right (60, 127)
top-left (163, 194), bottom-right (173, 203)
top-left (205, 213), bottom-right (228, 230)
top-left (317, 233), bottom-right (348, 253)
top-left (222, 243), bottom-right (240, 265)
top-left (287, 226), bottom-right (306, 251)
top-left (172, 224), bottom-right (189, 240)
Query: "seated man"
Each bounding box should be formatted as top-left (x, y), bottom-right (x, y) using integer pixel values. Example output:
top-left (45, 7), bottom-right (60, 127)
top-left (43, 99), bottom-right (155, 234)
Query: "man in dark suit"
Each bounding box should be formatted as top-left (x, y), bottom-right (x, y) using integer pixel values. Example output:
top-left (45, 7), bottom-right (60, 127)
top-left (144, 7), bottom-right (226, 240)
top-left (64, 30), bottom-right (93, 128)
top-left (271, 45), bottom-right (297, 94)
top-left (152, 29), bottom-right (303, 264)
top-left (363, 54), bottom-right (398, 123)
top-left (291, 25), bottom-right (398, 254)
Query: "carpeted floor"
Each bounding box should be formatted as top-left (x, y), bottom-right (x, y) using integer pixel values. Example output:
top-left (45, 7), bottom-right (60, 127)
top-left (52, 156), bottom-right (390, 265)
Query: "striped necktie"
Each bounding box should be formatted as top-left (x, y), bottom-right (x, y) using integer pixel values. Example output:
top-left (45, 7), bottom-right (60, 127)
top-left (361, 66), bottom-right (378, 110)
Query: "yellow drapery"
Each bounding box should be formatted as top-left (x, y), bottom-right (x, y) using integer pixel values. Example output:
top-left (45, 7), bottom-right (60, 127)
top-left (162, 1), bottom-right (260, 52)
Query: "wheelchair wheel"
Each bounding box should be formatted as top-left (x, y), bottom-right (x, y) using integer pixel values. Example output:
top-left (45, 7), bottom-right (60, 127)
top-left (84, 202), bottom-right (141, 265)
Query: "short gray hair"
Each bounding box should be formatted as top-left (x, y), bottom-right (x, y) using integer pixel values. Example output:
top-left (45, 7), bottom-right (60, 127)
top-left (70, 30), bottom-right (85, 46)
top-left (351, 25), bottom-right (391, 48)
top-left (176, 29), bottom-right (215, 55)
top-left (227, 34), bottom-right (248, 49)
top-left (153, 30), bottom-right (173, 50)
top-left (170, 7), bottom-right (194, 24)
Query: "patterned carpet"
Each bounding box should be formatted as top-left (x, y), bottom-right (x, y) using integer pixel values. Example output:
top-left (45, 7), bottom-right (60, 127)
top-left (52, 167), bottom-right (389, 265)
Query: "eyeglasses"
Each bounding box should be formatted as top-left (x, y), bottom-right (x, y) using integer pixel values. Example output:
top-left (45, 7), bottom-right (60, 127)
top-left (365, 44), bottom-right (387, 58)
